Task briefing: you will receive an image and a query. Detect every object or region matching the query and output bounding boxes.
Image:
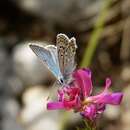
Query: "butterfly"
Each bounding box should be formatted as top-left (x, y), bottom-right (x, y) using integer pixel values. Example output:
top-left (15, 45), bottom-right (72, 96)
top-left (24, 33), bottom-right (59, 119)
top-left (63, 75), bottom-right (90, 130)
top-left (29, 33), bottom-right (77, 86)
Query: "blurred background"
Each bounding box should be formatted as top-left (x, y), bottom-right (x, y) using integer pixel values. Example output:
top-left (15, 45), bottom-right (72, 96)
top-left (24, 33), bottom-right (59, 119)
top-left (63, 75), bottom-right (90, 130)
top-left (0, 0), bottom-right (130, 130)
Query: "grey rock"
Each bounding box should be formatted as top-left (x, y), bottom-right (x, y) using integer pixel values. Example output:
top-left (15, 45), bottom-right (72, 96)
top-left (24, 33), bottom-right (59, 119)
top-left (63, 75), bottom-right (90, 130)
top-left (20, 86), bottom-right (60, 130)
top-left (104, 106), bottom-right (120, 120)
top-left (0, 46), bottom-right (14, 96)
top-left (121, 86), bottom-right (130, 130)
top-left (121, 65), bottom-right (130, 82)
top-left (0, 47), bottom-right (10, 78)
top-left (0, 97), bottom-right (22, 130)
top-left (2, 98), bottom-right (20, 119)
top-left (6, 75), bottom-right (23, 96)
top-left (2, 118), bottom-right (25, 130)
top-left (13, 43), bottom-right (54, 86)
top-left (14, 0), bottom-right (104, 28)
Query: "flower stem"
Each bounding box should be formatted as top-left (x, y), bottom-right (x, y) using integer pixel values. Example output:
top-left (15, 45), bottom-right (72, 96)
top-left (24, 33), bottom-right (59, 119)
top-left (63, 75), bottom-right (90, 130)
top-left (83, 119), bottom-right (97, 130)
top-left (60, 111), bottom-right (70, 130)
top-left (80, 0), bottom-right (112, 67)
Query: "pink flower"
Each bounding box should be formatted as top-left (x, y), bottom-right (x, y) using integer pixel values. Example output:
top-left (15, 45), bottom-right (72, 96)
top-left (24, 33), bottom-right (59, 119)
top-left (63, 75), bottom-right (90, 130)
top-left (47, 69), bottom-right (123, 120)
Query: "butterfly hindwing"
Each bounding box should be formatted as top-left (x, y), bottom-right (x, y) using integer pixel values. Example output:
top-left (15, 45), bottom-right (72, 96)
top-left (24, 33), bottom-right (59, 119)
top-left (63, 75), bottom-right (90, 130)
top-left (56, 34), bottom-right (77, 83)
top-left (64, 37), bottom-right (77, 76)
top-left (56, 34), bottom-right (69, 75)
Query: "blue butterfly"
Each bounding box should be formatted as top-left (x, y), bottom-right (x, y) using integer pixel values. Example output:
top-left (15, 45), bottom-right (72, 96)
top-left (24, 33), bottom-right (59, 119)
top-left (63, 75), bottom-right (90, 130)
top-left (29, 33), bottom-right (77, 86)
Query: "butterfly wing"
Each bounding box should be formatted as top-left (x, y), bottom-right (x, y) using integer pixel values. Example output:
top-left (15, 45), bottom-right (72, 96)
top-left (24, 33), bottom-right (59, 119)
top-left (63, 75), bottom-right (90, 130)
top-left (56, 34), bottom-right (77, 83)
top-left (56, 34), bottom-right (69, 75)
top-left (29, 44), bottom-right (63, 81)
top-left (64, 37), bottom-right (77, 75)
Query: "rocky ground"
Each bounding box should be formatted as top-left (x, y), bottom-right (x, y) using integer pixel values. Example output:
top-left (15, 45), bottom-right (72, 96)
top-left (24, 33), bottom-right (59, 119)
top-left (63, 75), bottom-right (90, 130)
top-left (0, 0), bottom-right (130, 130)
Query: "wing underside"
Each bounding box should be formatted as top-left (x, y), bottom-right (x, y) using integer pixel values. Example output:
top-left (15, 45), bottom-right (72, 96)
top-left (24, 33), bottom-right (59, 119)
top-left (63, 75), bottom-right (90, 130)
top-left (29, 44), bottom-right (62, 80)
top-left (56, 34), bottom-right (77, 83)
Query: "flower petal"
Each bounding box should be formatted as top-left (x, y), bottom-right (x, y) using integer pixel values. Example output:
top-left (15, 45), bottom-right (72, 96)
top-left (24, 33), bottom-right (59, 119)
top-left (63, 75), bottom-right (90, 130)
top-left (80, 104), bottom-right (97, 120)
top-left (101, 92), bottom-right (123, 105)
top-left (73, 69), bottom-right (93, 98)
top-left (88, 78), bottom-right (123, 105)
top-left (47, 102), bottom-right (65, 110)
top-left (58, 89), bottom-right (64, 101)
top-left (63, 94), bottom-right (80, 109)
top-left (89, 92), bottom-right (123, 105)
top-left (105, 78), bottom-right (112, 90)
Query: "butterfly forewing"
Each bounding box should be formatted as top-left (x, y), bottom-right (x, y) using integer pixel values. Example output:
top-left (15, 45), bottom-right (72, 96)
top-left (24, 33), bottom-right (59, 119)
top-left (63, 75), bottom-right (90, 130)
top-left (29, 44), bottom-right (63, 81)
top-left (46, 45), bottom-right (59, 65)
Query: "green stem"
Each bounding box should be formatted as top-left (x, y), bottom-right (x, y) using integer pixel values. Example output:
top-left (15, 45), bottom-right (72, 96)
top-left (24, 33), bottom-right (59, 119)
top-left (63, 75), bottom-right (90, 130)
top-left (84, 119), bottom-right (96, 130)
top-left (80, 0), bottom-right (112, 67)
top-left (60, 111), bottom-right (70, 130)
top-left (59, 1), bottom-right (113, 130)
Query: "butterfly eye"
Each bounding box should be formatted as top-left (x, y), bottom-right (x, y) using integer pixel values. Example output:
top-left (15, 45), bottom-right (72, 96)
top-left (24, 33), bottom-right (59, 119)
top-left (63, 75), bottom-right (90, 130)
top-left (60, 78), bottom-right (64, 84)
